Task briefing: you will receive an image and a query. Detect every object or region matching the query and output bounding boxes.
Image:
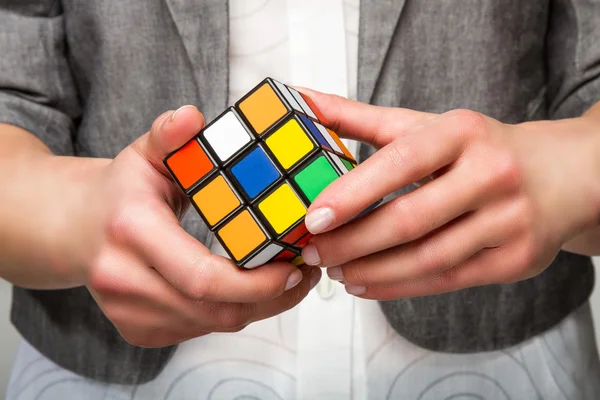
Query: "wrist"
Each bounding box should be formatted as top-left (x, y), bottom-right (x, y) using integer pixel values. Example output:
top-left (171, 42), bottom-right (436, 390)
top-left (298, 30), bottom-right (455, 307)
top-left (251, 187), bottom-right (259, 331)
top-left (518, 116), bottom-right (600, 242)
top-left (38, 155), bottom-right (111, 287)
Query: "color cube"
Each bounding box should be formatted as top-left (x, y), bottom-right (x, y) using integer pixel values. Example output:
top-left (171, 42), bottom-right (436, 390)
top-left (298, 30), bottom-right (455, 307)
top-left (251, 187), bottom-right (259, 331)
top-left (164, 78), bottom-right (363, 269)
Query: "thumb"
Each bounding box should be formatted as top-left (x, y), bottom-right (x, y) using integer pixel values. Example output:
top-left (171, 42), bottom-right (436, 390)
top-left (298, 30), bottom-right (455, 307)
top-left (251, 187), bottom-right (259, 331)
top-left (133, 105), bottom-right (205, 174)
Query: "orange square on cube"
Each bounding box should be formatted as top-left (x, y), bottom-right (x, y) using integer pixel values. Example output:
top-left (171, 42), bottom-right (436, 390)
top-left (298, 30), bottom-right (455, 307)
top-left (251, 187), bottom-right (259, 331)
top-left (238, 83), bottom-right (288, 135)
top-left (217, 210), bottom-right (267, 262)
top-left (192, 174), bottom-right (242, 227)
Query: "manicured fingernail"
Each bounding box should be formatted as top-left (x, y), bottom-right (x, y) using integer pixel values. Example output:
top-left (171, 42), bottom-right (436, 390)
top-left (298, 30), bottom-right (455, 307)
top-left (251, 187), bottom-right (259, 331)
top-left (170, 105), bottom-right (197, 122)
top-left (327, 266), bottom-right (344, 281)
top-left (309, 269), bottom-right (322, 289)
top-left (284, 270), bottom-right (303, 291)
top-left (345, 285), bottom-right (366, 295)
top-left (301, 244), bottom-right (321, 266)
top-left (305, 208), bottom-right (335, 234)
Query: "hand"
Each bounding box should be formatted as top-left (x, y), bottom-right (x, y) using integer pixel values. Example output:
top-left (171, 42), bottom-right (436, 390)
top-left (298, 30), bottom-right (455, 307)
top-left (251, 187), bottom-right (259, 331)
top-left (73, 106), bottom-right (320, 346)
top-left (298, 90), bottom-right (600, 300)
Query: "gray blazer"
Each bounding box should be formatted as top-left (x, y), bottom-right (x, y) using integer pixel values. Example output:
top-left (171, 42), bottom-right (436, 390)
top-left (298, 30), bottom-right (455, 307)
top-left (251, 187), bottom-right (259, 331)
top-left (1, 0), bottom-right (599, 385)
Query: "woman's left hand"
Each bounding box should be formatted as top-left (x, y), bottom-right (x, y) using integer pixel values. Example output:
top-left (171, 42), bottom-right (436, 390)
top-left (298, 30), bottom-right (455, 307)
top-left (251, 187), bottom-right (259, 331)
top-left (299, 90), bottom-right (600, 300)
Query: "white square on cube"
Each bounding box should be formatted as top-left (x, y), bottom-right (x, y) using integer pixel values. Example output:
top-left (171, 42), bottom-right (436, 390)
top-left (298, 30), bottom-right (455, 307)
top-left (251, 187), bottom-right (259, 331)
top-left (288, 87), bottom-right (318, 120)
top-left (203, 110), bottom-right (252, 162)
top-left (316, 123), bottom-right (343, 153)
top-left (244, 243), bottom-right (284, 269)
top-left (273, 80), bottom-right (303, 113)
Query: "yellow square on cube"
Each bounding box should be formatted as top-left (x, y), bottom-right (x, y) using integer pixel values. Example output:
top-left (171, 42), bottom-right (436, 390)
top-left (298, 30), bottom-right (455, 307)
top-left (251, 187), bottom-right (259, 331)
top-left (265, 119), bottom-right (315, 170)
top-left (258, 183), bottom-right (307, 234)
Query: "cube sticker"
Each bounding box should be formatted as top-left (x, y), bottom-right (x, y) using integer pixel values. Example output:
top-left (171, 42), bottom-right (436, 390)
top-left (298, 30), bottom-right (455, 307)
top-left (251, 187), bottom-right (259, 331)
top-left (258, 182), bottom-right (307, 235)
top-left (244, 243), bottom-right (285, 269)
top-left (164, 77), bottom-right (379, 268)
top-left (191, 174), bottom-right (242, 227)
top-left (230, 145), bottom-right (281, 200)
top-left (293, 155), bottom-right (340, 203)
top-left (217, 210), bottom-right (268, 262)
top-left (265, 118), bottom-right (315, 170)
top-left (202, 110), bottom-right (253, 163)
top-left (165, 139), bottom-right (214, 191)
top-left (238, 83), bottom-right (288, 135)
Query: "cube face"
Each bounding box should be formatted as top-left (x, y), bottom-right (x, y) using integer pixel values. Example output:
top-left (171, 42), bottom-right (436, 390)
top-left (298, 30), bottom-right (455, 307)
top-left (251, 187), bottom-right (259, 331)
top-left (165, 77), bottom-right (377, 268)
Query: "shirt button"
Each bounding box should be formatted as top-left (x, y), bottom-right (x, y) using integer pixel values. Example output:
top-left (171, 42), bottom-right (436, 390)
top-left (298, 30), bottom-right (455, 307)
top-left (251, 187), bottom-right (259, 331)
top-left (316, 276), bottom-right (336, 300)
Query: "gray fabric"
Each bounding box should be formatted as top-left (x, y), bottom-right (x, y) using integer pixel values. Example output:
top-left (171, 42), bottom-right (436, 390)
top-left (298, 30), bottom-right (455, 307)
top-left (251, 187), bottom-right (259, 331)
top-left (0, 0), bottom-right (598, 385)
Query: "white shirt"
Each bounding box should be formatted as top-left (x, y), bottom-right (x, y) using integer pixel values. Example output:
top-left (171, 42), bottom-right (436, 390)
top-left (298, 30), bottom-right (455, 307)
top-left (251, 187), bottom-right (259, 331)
top-left (224, 1), bottom-right (371, 398)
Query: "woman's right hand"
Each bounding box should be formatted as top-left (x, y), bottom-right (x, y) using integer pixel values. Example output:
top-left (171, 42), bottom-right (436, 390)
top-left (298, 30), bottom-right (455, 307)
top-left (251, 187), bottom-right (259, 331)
top-left (61, 106), bottom-right (320, 347)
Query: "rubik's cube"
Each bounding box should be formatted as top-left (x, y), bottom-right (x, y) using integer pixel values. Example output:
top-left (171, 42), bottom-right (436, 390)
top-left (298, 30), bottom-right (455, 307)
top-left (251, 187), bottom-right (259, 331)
top-left (164, 78), bottom-right (359, 269)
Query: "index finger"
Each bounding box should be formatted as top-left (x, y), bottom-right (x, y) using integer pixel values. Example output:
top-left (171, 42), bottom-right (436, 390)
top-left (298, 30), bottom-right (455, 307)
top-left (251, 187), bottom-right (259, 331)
top-left (304, 111), bottom-right (474, 234)
top-left (296, 88), bottom-right (435, 148)
top-left (121, 203), bottom-right (304, 303)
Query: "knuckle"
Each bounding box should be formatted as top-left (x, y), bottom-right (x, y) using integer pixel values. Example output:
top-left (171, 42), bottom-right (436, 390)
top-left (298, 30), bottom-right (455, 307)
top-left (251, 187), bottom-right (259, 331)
top-left (493, 152), bottom-right (523, 191)
top-left (445, 109), bottom-right (488, 140)
top-left (415, 241), bottom-right (446, 275)
top-left (215, 304), bottom-right (251, 330)
top-left (316, 233), bottom-right (351, 266)
top-left (384, 141), bottom-right (420, 174)
top-left (519, 236), bottom-right (539, 269)
top-left (514, 199), bottom-right (535, 233)
top-left (151, 111), bottom-right (173, 134)
top-left (502, 240), bottom-right (538, 284)
top-left (106, 203), bottom-right (140, 244)
top-left (344, 264), bottom-right (370, 285)
top-left (430, 266), bottom-right (459, 290)
top-left (88, 255), bottom-right (120, 294)
top-left (389, 198), bottom-right (421, 241)
top-left (180, 274), bottom-right (210, 301)
top-left (179, 257), bottom-right (218, 300)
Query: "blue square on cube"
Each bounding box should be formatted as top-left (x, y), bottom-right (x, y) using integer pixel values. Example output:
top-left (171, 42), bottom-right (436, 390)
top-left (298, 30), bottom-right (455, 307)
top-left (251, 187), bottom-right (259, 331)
top-left (231, 146), bottom-right (281, 199)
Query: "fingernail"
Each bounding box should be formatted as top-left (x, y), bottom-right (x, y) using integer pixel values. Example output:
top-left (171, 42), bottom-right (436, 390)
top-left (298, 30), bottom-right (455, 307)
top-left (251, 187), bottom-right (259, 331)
top-left (284, 270), bottom-right (303, 291)
top-left (301, 244), bottom-right (321, 266)
top-left (327, 266), bottom-right (344, 281)
top-left (309, 269), bottom-right (322, 289)
top-left (305, 208), bottom-right (335, 234)
top-left (170, 105), bottom-right (197, 122)
top-left (345, 285), bottom-right (366, 295)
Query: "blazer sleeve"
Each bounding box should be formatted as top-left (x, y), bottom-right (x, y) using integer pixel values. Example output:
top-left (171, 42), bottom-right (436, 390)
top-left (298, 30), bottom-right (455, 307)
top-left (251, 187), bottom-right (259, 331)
top-left (0, 2), bottom-right (80, 155)
top-left (546, 0), bottom-right (600, 119)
